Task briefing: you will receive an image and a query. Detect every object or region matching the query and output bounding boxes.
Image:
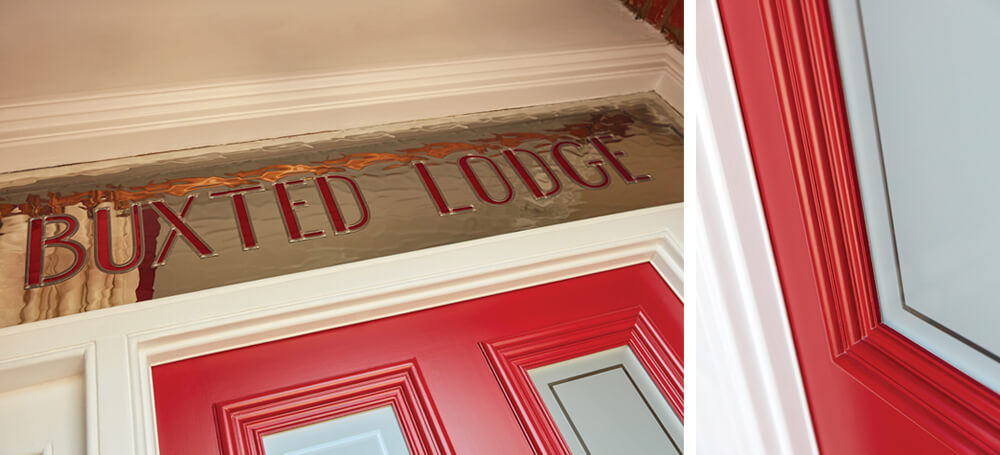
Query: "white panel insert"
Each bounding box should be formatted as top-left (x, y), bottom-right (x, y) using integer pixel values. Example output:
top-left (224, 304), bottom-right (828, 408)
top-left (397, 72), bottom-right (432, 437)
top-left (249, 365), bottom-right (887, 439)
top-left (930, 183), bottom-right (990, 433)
top-left (0, 347), bottom-right (92, 455)
top-left (261, 406), bottom-right (410, 455)
top-left (828, 0), bottom-right (1000, 392)
top-left (528, 346), bottom-right (682, 455)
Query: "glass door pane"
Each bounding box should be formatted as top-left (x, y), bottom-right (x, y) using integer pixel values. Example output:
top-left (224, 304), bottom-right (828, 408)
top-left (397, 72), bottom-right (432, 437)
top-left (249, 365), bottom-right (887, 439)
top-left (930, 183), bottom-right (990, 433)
top-left (262, 406), bottom-right (410, 455)
top-left (528, 346), bottom-right (683, 455)
top-left (829, 0), bottom-right (1000, 392)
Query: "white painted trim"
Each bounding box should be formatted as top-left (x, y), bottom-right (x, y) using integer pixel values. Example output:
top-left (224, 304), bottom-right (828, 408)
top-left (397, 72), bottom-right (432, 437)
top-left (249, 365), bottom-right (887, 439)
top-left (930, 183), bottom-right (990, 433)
top-left (128, 204), bottom-right (682, 454)
top-left (0, 204), bottom-right (682, 454)
top-left (0, 43), bottom-right (681, 173)
top-left (693, 1), bottom-right (818, 454)
top-left (655, 45), bottom-right (685, 115)
top-left (0, 343), bottom-right (98, 455)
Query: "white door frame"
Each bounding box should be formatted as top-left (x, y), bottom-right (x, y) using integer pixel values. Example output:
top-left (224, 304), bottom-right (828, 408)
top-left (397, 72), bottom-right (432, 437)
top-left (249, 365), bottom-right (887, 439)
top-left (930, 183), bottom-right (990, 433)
top-left (692, 0), bottom-right (817, 454)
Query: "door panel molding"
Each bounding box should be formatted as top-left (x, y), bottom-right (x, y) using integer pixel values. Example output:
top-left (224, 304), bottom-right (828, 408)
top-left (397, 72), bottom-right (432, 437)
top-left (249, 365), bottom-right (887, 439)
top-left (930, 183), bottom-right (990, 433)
top-left (215, 360), bottom-right (452, 455)
top-left (124, 205), bottom-right (681, 454)
top-left (717, 0), bottom-right (1000, 452)
top-left (482, 306), bottom-right (683, 454)
top-left (150, 263), bottom-right (680, 454)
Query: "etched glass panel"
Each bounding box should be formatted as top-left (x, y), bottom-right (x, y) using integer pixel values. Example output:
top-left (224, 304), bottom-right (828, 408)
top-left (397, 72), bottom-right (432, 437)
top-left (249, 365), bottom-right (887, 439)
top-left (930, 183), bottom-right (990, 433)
top-left (0, 93), bottom-right (682, 327)
top-left (829, 0), bottom-right (1000, 391)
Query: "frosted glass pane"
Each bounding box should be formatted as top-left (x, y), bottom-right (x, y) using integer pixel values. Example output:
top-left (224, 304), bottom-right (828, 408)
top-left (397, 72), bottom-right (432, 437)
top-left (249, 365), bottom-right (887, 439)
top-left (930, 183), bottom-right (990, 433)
top-left (829, 0), bottom-right (1000, 392)
top-left (528, 346), bottom-right (682, 455)
top-left (262, 406), bottom-right (410, 455)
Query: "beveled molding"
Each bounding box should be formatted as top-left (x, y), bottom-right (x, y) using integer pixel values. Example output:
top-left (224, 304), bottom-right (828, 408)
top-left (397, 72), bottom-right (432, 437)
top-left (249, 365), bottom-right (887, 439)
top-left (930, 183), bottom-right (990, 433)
top-left (745, 0), bottom-right (999, 452)
top-left (482, 306), bottom-right (683, 455)
top-left (216, 360), bottom-right (453, 455)
top-left (125, 204), bottom-right (682, 454)
top-left (0, 43), bottom-right (682, 174)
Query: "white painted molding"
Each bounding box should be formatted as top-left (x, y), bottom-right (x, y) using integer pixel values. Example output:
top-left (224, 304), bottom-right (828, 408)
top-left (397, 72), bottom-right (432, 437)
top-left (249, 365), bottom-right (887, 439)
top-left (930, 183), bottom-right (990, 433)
top-left (126, 204), bottom-right (682, 454)
top-left (655, 44), bottom-right (685, 115)
top-left (0, 344), bottom-right (97, 455)
top-left (693, 1), bottom-right (818, 454)
top-left (0, 204), bottom-right (682, 454)
top-left (0, 43), bottom-right (679, 174)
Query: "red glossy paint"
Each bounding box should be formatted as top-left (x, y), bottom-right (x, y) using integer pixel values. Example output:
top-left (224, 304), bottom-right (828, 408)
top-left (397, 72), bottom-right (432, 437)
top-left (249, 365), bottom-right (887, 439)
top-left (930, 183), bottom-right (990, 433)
top-left (217, 361), bottom-right (452, 455)
top-left (483, 306), bottom-right (683, 454)
top-left (153, 264), bottom-right (682, 455)
top-left (717, 0), bottom-right (1000, 453)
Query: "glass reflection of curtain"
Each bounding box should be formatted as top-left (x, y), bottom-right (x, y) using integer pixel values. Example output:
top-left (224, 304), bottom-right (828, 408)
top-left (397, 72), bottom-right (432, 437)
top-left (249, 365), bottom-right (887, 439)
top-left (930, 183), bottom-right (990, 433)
top-left (0, 204), bottom-right (139, 327)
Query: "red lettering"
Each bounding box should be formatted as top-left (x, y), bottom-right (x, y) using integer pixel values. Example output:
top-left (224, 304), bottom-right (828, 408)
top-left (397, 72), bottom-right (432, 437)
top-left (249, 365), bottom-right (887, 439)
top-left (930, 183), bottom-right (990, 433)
top-left (502, 149), bottom-right (560, 199)
top-left (94, 204), bottom-right (145, 273)
top-left (24, 215), bottom-right (87, 288)
top-left (151, 196), bottom-right (216, 267)
top-left (459, 155), bottom-right (514, 205)
top-left (589, 136), bottom-right (652, 184)
top-left (413, 162), bottom-right (474, 215)
top-left (551, 141), bottom-right (610, 189)
top-left (209, 186), bottom-right (265, 250)
top-left (274, 179), bottom-right (324, 242)
top-left (315, 176), bottom-right (369, 234)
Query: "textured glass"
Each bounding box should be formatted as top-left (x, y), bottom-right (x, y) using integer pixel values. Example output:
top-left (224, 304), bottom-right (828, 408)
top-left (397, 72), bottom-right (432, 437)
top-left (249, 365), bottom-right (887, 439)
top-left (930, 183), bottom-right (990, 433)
top-left (0, 92), bottom-right (682, 327)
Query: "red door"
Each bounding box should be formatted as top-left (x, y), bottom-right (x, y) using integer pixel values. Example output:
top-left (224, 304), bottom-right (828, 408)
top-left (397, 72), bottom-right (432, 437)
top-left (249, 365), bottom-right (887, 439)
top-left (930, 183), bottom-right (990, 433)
top-left (152, 264), bottom-right (683, 454)
top-left (718, 1), bottom-right (1000, 453)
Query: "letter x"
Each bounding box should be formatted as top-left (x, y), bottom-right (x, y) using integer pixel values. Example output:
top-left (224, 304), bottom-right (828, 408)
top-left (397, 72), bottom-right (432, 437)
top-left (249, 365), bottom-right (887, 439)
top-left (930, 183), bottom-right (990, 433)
top-left (151, 196), bottom-right (216, 268)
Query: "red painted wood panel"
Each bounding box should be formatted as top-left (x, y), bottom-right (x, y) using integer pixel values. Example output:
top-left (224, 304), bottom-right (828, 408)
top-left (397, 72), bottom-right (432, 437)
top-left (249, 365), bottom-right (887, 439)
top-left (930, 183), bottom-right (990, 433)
top-left (717, 0), bottom-right (1000, 453)
top-left (153, 264), bottom-right (682, 454)
top-left (483, 306), bottom-right (683, 454)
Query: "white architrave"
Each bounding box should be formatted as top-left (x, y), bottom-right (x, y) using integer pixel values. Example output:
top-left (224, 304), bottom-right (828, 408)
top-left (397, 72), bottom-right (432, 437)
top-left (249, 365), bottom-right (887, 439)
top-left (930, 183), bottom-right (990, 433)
top-left (692, 0), bottom-right (818, 454)
top-left (0, 204), bottom-right (682, 455)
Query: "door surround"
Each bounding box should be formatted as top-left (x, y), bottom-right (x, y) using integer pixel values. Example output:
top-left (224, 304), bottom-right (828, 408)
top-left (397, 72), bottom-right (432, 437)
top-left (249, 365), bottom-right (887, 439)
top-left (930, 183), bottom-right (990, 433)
top-left (0, 203), bottom-right (681, 454)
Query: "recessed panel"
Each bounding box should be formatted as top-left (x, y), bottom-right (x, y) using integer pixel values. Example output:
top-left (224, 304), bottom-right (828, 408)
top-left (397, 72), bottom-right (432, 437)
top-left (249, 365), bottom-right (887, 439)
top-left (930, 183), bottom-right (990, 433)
top-left (829, 0), bottom-right (1000, 391)
top-left (261, 406), bottom-right (410, 455)
top-left (528, 346), bottom-right (682, 455)
top-left (0, 376), bottom-right (85, 455)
